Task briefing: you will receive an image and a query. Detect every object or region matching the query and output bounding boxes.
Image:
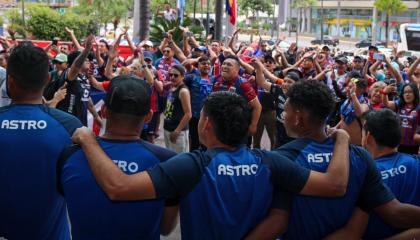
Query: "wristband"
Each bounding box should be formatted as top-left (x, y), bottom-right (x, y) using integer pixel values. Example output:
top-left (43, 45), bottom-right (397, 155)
top-left (380, 88), bottom-right (388, 95)
top-left (276, 78), bottom-right (284, 85)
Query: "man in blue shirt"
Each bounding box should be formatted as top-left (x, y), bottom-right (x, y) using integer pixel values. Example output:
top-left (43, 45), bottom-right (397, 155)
top-left (184, 56), bottom-right (214, 151)
top-left (362, 109), bottom-right (420, 239)
top-left (0, 42), bottom-right (82, 239)
top-left (247, 81), bottom-right (420, 240)
top-left (72, 90), bottom-right (351, 239)
top-left (59, 75), bottom-right (177, 240)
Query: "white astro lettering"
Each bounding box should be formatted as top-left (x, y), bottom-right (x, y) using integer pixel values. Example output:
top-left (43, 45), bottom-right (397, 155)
top-left (381, 165), bottom-right (407, 179)
top-left (0, 120), bottom-right (47, 130)
top-left (307, 153), bottom-right (333, 163)
top-left (217, 164), bottom-right (259, 176)
top-left (112, 160), bottom-right (139, 173)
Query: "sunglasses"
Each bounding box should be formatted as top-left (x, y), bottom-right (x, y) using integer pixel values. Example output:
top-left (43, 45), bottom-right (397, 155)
top-left (169, 73), bottom-right (179, 78)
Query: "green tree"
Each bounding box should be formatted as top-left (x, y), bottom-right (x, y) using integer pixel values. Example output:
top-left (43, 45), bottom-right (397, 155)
top-left (5, 4), bottom-right (95, 40)
top-left (238, 0), bottom-right (274, 19)
top-left (291, 0), bottom-right (316, 33)
top-left (74, 0), bottom-right (133, 36)
top-left (375, 0), bottom-right (407, 46)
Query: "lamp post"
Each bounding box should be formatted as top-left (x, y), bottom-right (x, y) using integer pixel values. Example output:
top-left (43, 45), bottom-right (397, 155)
top-left (320, 0), bottom-right (324, 44)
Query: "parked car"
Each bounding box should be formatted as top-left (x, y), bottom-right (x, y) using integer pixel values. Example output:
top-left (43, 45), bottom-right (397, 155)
top-left (310, 36), bottom-right (339, 46)
top-left (355, 39), bottom-right (385, 48)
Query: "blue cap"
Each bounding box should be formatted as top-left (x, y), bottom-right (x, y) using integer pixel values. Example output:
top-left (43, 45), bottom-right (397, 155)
top-left (143, 51), bottom-right (153, 61)
top-left (194, 46), bottom-right (207, 52)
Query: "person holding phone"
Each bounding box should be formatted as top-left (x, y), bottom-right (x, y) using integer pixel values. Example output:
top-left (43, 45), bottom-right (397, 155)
top-left (382, 82), bottom-right (420, 154)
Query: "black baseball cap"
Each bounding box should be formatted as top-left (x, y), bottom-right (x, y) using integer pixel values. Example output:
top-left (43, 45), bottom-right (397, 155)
top-left (335, 56), bottom-right (348, 64)
top-left (105, 75), bottom-right (151, 116)
top-left (286, 68), bottom-right (303, 79)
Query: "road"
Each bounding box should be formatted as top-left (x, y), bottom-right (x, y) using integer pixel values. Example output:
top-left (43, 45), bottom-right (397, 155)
top-left (237, 33), bottom-right (358, 51)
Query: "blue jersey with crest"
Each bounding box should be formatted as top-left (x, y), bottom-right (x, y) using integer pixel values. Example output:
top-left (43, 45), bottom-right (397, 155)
top-left (147, 145), bottom-right (311, 240)
top-left (0, 104), bottom-right (82, 240)
top-left (275, 138), bottom-right (394, 240)
top-left (59, 138), bottom-right (176, 240)
top-left (364, 152), bottom-right (420, 239)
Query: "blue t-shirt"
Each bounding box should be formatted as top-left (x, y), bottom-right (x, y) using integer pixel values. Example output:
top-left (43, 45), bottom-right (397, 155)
top-left (59, 138), bottom-right (176, 240)
top-left (364, 152), bottom-right (420, 239)
top-left (274, 138), bottom-right (395, 240)
top-left (147, 145), bottom-right (311, 240)
top-left (0, 104), bottom-right (82, 240)
top-left (184, 69), bottom-right (213, 118)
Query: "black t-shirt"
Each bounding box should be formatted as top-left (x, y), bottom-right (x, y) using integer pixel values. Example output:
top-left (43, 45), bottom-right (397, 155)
top-left (164, 84), bottom-right (188, 132)
top-left (56, 69), bottom-right (91, 126)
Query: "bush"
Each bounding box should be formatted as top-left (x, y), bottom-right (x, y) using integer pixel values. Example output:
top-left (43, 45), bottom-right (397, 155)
top-left (5, 4), bottom-right (97, 40)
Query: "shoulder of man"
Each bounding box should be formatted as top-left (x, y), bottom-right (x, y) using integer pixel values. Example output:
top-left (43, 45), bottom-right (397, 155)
top-left (43, 106), bottom-right (84, 135)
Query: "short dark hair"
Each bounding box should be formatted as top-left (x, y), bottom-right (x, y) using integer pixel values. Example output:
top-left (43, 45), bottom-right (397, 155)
top-left (287, 80), bottom-right (335, 122)
top-left (203, 91), bottom-right (251, 147)
top-left (363, 109), bottom-right (401, 148)
top-left (99, 39), bottom-right (110, 50)
top-left (198, 55), bottom-right (210, 63)
top-left (223, 55), bottom-right (240, 66)
top-left (7, 42), bottom-right (49, 91)
top-left (171, 64), bottom-right (186, 76)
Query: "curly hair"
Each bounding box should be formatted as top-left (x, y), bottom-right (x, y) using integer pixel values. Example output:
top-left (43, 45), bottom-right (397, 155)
top-left (287, 80), bottom-right (335, 122)
top-left (202, 91), bottom-right (251, 147)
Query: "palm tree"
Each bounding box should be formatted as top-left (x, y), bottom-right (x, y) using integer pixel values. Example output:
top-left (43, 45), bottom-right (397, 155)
top-left (374, 0), bottom-right (407, 46)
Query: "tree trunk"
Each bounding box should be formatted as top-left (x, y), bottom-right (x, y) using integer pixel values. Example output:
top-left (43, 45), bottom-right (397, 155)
top-left (215, 0), bottom-right (223, 40)
top-left (307, 8), bottom-right (312, 33)
top-left (133, 0), bottom-right (150, 41)
top-left (385, 13), bottom-right (389, 47)
top-left (300, 8), bottom-right (305, 33)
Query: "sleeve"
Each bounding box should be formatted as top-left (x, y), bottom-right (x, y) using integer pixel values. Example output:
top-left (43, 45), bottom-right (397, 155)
top-left (239, 81), bottom-right (257, 103)
top-left (259, 150), bottom-right (311, 194)
top-left (142, 141), bottom-right (177, 163)
top-left (184, 74), bottom-right (193, 87)
top-left (101, 81), bottom-right (111, 91)
top-left (57, 144), bottom-right (81, 196)
top-left (356, 148), bottom-right (395, 211)
top-left (270, 189), bottom-right (295, 211)
top-left (146, 151), bottom-right (206, 199)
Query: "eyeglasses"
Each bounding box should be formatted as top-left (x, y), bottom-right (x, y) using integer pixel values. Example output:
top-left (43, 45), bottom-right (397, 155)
top-left (199, 62), bottom-right (210, 65)
top-left (169, 73), bottom-right (179, 78)
top-left (163, 50), bottom-right (171, 53)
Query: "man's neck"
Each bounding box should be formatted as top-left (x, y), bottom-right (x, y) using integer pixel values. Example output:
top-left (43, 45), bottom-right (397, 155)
top-left (200, 72), bottom-right (209, 78)
top-left (371, 147), bottom-right (398, 159)
top-left (205, 140), bottom-right (238, 151)
top-left (102, 123), bottom-right (143, 141)
top-left (12, 95), bottom-right (43, 105)
top-left (298, 126), bottom-right (328, 142)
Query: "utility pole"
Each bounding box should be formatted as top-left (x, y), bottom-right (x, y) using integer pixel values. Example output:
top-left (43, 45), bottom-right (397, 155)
top-left (336, 0), bottom-right (341, 37)
top-left (372, 6), bottom-right (377, 43)
top-left (320, 0), bottom-right (324, 44)
top-left (215, 0), bottom-right (223, 40)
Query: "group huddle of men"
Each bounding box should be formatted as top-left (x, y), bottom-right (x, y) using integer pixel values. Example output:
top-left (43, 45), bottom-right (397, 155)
top-left (1, 29), bottom-right (420, 240)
